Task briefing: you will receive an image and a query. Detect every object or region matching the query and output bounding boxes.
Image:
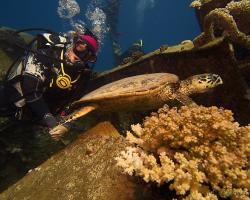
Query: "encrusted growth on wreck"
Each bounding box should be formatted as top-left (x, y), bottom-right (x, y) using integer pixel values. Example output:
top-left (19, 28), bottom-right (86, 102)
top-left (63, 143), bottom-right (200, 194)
top-left (193, 0), bottom-right (250, 48)
top-left (190, 0), bottom-right (213, 9)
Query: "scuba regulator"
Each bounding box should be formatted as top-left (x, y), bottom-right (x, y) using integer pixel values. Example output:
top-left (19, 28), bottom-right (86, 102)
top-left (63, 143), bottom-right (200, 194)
top-left (52, 48), bottom-right (95, 90)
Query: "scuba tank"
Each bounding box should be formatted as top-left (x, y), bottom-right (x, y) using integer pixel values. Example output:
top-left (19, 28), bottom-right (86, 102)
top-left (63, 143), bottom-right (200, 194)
top-left (0, 27), bottom-right (34, 81)
top-left (3, 28), bottom-right (70, 83)
top-left (1, 27), bottom-right (61, 82)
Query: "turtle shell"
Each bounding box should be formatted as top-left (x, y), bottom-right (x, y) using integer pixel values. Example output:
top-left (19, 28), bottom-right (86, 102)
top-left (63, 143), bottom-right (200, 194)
top-left (77, 73), bottom-right (179, 103)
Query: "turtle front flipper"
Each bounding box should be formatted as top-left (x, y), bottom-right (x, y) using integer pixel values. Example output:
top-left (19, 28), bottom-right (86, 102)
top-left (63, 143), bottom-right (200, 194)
top-left (62, 104), bottom-right (99, 124)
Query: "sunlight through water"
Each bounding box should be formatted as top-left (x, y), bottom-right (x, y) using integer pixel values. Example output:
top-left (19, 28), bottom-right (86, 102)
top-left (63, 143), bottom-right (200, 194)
top-left (136, 0), bottom-right (155, 26)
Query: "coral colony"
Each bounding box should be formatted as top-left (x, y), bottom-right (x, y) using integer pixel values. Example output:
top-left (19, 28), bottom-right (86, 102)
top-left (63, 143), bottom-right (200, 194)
top-left (116, 106), bottom-right (250, 199)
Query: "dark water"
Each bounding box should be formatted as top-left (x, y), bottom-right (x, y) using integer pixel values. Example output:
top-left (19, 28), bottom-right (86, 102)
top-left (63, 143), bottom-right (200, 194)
top-left (0, 1), bottom-right (250, 199)
top-left (0, 0), bottom-right (200, 71)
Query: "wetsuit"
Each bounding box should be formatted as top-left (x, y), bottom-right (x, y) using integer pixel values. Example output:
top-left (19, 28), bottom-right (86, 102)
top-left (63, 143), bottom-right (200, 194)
top-left (0, 33), bottom-right (91, 129)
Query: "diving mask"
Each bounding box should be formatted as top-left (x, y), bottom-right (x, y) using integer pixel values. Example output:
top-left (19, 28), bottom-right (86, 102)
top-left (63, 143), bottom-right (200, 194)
top-left (73, 40), bottom-right (97, 63)
top-left (73, 45), bottom-right (97, 63)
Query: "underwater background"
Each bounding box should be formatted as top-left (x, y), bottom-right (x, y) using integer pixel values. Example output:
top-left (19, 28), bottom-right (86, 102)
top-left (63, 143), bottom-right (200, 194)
top-left (0, 0), bottom-right (200, 71)
top-left (0, 1), bottom-right (250, 199)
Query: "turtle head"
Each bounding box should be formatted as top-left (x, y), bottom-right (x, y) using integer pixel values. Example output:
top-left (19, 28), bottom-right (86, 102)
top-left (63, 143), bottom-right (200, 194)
top-left (179, 73), bottom-right (223, 95)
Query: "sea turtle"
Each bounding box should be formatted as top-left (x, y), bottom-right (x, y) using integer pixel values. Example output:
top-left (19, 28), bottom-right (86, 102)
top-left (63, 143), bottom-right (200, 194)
top-left (61, 72), bottom-right (223, 125)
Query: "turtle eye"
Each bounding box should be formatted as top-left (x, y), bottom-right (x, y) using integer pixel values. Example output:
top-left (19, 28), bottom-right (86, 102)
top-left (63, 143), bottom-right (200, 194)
top-left (207, 79), bottom-right (213, 83)
top-left (200, 75), bottom-right (207, 79)
top-left (198, 76), bottom-right (208, 82)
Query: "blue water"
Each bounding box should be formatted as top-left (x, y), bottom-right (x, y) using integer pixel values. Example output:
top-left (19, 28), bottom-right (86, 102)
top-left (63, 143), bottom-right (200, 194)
top-left (0, 0), bottom-right (200, 71)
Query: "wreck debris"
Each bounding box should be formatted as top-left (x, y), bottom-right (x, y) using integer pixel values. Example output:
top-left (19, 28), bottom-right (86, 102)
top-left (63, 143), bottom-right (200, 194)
top-left (190, 0), bottom-right (202, 9)
top-left (101, 0), bottom-right (122, 64)
top-left (0, 122), bottom-right (147, 200)
top-left (193, 0), bottom-right (250, 48)
top-left (190, 0), bottom-right (214, 9)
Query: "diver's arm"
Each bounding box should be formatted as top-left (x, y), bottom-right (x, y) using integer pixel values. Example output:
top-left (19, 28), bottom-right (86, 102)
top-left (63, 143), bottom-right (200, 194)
top-left (22, 73), bottom-right (57, 128)
top-left (22, 73), bottom-right (70, 140)
top-left (22, 50), bottom-right (58, 127)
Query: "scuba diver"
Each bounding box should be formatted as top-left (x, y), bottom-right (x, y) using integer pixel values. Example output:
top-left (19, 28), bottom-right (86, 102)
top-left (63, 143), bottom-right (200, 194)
top-left (115, 39), bottom-right (145, 65)
top-left (0, 28), bottom-right (99, 141)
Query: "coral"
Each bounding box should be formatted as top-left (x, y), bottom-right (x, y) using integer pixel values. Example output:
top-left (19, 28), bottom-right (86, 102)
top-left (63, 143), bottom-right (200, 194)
top-left (116, 105), bottom-right (250, 199)
top-left (193, 0), bottom-right (250, 48)
top-left (115, 146), bottom-right (175, 184)
top-left (190, 0), bottom-right (213, 9)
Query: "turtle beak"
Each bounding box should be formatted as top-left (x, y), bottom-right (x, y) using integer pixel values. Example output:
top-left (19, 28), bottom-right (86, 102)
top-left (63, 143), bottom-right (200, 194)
top-left (212, 74), bottom-right (223, 86)
top-left (204, 74), bottom-right (223, 93)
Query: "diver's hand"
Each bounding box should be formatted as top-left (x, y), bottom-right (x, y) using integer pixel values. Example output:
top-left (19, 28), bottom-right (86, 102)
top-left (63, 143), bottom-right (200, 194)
top-left (49, 124), bottom-right (69, 141)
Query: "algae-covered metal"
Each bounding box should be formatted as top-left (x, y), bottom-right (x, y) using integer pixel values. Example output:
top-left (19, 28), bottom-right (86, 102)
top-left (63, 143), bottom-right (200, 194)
top-left (0, 122), bottom-right (151, 200)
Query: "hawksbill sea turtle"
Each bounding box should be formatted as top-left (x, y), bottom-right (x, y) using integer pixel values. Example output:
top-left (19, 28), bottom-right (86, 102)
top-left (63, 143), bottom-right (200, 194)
top-left (61, 72), bottom-right (223, 124)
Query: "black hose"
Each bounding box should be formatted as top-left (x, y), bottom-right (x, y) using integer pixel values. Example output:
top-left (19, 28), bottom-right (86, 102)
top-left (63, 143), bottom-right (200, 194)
top-left (14, 28), bottom-right (56, 35)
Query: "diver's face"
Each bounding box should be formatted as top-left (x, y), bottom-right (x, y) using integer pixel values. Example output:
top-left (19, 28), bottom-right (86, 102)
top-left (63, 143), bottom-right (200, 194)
top-left (67, 43), bottom-right (88, 64)
top-left (75, 43), bottom-right (88, 52)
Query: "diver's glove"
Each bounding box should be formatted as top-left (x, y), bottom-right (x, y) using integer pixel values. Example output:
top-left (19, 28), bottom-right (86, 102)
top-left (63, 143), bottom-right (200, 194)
top-left (43, 113), bottom-right (71, 141)
top-left (49, 124), bottom-right (69, 141)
